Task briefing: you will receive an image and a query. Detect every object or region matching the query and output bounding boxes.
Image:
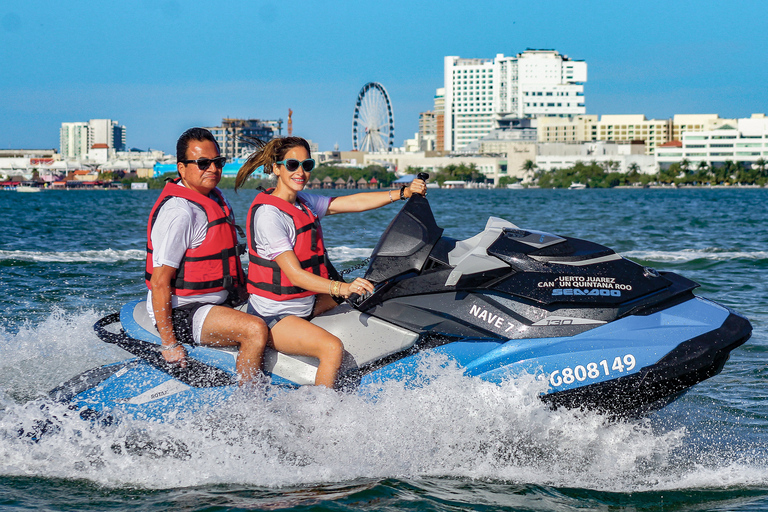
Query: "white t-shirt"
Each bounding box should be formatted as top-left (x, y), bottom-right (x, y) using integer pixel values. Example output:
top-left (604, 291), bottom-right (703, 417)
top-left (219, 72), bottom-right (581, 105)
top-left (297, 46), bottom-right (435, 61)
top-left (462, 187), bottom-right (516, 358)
top-left (248, 192), bottom-right (332, 318)
top-left (146, 185), bottom-right (232, 324)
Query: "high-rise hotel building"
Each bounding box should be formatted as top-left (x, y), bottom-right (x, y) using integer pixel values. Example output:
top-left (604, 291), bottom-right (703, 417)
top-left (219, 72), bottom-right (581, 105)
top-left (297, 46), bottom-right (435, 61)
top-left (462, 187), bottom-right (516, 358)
top-left (443, 50), bottom-right (587, 152)
top-left (206, 118), bottom-right (283, 160)
top-left (60, 119), bottom-right (126, 160)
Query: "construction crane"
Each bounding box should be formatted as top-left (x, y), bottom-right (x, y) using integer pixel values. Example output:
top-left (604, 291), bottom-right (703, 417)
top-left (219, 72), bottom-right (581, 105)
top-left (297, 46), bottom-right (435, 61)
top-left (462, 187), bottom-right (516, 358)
top-left (287, 109), bottom-right (293, 136)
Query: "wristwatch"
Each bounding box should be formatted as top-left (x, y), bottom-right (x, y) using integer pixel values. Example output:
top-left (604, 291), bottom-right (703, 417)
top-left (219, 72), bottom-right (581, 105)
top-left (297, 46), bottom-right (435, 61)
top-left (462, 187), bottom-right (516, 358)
top-left (400, 185), bottom-right (406, 200)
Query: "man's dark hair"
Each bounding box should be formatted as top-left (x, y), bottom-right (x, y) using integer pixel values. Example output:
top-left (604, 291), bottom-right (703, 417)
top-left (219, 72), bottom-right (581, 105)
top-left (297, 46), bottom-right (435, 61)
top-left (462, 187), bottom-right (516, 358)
top-left (176, 127), bottom-right (220, 162)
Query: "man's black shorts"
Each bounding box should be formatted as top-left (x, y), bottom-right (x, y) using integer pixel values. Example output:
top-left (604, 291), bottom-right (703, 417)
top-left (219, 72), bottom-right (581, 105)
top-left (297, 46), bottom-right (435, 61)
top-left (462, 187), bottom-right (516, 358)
top-left (168, 302), bottom-right (211, 345)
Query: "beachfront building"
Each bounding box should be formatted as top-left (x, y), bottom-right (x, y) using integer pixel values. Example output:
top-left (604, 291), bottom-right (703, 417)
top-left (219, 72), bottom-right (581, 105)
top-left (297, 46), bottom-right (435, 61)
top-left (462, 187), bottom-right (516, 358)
top-left (536, 141), bottom-right (656, 174)
top-left (458, 117), bottom-right (537, 154)
top-left (418, 111), bottom-right (437, 152)
top-left (0, 149), bottom-right (61, 181)
top-left (206, 118), bottom-right (283, 160)
top-left (671, 114), bottom-right (735, 141)
top-left (59, 123), bottom-right (89, 160)
top-left (434, 88), bottom-right (445, 152)
top-left (404, 111), bottom-right (439, 153)
top-left (537, 115), bottom-right (671, 155)
top-left (101, 149), bottom-right (174, 178)
top-left (536, 114), bottom-right (744, 156)
top-left (362, 144), bottom-right (536, 186)
top-left (655, 114), bottom-right (768, 169)
top-left (443, 49), bottom-right (587, 152)
top-left (60, 119), bottom-right (126, 160)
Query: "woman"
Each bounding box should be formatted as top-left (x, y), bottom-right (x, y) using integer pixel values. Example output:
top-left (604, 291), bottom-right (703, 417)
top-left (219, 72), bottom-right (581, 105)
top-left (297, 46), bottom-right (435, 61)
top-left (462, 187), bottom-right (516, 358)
top-left (234, 137), bottom-right (426, 388)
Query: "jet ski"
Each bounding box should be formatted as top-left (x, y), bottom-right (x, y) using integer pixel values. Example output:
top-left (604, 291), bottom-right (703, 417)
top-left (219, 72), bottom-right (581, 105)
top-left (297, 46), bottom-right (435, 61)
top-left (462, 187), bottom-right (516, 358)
top-left (50, 182), bottom-right (752, 420)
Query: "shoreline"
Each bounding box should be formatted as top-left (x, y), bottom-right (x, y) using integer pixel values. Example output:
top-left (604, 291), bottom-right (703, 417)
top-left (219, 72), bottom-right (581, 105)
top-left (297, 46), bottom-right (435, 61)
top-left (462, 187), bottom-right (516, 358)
top-left (3, 184), bottom-right (765, 192)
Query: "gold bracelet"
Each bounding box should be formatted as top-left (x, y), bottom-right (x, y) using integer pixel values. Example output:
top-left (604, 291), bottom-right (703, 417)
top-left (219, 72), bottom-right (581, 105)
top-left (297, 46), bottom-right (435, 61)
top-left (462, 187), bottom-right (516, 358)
top-left (329, 280), bottom-right (333, 296)
top-left (334, 280), bottom-right (342, 297)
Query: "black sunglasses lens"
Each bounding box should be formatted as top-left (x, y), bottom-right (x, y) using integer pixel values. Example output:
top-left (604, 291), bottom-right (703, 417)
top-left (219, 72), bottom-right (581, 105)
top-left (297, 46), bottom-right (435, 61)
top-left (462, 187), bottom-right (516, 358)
top-left (285, 159), bottom-right (300, 172)
top-left (195, 157), bottom-right (225, 170)
top-left (302, 160), bottom-right (315, 172)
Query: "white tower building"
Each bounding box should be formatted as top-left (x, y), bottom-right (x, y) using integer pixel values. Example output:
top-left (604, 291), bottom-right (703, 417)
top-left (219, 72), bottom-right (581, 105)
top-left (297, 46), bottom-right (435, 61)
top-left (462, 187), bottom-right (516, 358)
top-left (87, 119), bottom-right (126, 153)
top-left (443, 49), bottom-right (587, 152)
top-left (59, 119), bottom-right (126, 160)
top-left (60, 122), bottom-right (90, 160)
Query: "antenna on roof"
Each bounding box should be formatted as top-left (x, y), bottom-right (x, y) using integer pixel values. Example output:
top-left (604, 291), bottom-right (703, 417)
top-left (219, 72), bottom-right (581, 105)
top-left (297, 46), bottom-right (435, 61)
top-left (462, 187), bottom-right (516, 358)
top-left (288, 109), bottom-right (293, 136)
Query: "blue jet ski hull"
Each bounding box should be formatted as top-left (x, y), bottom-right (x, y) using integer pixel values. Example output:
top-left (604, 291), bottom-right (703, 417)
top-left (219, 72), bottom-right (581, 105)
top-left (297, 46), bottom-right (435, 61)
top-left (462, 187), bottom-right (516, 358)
top-left (50, 296), bottom-right (750, 421)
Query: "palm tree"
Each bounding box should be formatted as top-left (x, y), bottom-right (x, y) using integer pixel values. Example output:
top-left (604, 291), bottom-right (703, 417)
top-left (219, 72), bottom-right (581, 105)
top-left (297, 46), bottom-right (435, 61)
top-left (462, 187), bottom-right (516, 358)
top-left (521, 159), bottom-right (537, 182)
top-left (754, 157), bottom-right (767, 178)
top-left (521, 159), bottom-right (537, 173)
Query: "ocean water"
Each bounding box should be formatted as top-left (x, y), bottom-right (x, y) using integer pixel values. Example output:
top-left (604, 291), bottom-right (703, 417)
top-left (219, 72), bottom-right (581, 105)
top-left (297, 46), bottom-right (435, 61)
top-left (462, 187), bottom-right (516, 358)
top-left (0, 187), bottom-right (766, 511)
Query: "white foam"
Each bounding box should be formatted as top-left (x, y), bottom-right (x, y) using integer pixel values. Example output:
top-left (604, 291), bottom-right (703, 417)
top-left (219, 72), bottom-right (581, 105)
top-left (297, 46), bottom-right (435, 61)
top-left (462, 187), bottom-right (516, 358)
top-left (0, 309), bottom-right (127, 401)
top-left (0, 249), bottom-right (145, 263)
top-left (1, 313), bottom-right (767, 492)
top-left (623, 248), bottom-right (768, 263)
top-left (327, 246), bottom-right (372, 264)
top-left (0, 247), bottom-right (373, 265)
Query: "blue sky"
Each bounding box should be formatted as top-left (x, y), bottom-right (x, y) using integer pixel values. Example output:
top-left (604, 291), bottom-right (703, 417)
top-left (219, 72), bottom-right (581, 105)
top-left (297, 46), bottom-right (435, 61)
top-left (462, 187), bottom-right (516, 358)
top-left (1, 0), bottom-right (766, 154)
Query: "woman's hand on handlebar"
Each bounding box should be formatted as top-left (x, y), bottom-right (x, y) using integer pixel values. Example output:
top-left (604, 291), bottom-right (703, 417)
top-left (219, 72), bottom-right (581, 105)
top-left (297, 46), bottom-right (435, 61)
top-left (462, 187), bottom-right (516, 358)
top-left (341, 277), bottom-right (374, 298)
top-left (405, 178), bottom-right (428, 199)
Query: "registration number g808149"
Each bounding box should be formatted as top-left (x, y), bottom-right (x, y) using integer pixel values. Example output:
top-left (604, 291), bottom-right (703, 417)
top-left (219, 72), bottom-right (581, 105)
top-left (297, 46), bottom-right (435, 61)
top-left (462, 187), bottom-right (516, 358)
top-left (549, 354), bottom-right (636, 387)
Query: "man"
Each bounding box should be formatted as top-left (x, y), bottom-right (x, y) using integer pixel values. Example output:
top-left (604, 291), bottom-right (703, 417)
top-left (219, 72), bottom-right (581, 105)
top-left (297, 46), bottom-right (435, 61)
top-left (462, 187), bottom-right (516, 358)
top-left (145, 127), bottom-right (268, 384)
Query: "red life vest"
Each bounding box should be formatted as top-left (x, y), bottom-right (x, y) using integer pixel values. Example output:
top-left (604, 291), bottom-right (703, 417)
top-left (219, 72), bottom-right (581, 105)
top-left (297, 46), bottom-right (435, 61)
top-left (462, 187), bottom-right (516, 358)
top-left (145, 178), bottom-right (245, 298)
top-left (246, 191), bottom-right (329, 301)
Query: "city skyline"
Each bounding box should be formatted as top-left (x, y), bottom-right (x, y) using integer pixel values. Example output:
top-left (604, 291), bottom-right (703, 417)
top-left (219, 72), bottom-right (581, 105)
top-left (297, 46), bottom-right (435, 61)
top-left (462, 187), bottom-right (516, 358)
top-left (1, 0), bottom-right (767, 155)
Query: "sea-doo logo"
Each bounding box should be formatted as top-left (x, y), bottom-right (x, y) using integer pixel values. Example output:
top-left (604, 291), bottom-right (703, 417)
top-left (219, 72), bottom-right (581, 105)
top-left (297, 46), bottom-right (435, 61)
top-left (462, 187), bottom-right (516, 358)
top-left (553, 288), bottom-right (622, 297)
top-left (539, 275), bottom-right (632, 297)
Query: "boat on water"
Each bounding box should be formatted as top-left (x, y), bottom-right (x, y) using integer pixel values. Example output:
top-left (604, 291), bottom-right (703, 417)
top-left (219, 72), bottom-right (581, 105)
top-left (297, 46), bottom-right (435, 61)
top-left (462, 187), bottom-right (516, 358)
top-left (16, 185), bottom-right (42, 193)
top-left (568, 182), bottom-right (587, 190)
top-left (50, 190), bottom-right (752, 421)
top-left (507, 183), bottom-right (525, 189)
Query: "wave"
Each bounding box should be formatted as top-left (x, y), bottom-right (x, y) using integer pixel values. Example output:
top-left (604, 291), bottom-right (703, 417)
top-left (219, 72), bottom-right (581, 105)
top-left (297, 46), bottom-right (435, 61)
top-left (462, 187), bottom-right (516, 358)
top-left (0, 247), bottom-right (373, 266)
top-left (327, 246), bottom-right (373, 263)
top-left (0, 248), bottom-right (145, 263)
top-left (5, 246), bottom-right (760, 267)
top-left (623, 248), bottom-right (768, 263)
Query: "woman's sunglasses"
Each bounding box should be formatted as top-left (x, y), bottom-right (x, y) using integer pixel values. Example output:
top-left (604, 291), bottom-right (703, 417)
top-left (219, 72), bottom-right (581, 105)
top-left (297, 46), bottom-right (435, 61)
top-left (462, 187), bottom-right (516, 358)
top-left (180, 156), bottom-right (227, 171)
top-left (276, 158), bottom-right (316, 173)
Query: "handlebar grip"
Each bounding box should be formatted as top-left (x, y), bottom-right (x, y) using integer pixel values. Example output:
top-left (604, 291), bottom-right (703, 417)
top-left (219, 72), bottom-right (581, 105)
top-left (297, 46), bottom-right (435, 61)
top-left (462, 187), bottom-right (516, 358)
top-left (417, 172), bottom-right (430, 182)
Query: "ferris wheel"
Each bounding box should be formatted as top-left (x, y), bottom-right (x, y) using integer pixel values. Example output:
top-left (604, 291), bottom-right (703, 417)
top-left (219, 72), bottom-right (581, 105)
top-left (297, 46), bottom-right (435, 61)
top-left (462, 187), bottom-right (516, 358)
top-left (352, 82), bottom-right (395, 152)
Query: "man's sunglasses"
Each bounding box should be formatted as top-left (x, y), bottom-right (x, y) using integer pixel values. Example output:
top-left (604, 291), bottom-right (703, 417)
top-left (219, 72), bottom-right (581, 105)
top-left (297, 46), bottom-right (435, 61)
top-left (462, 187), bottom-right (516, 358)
top-left (276, 158), bottom-right (316, 173)
top-left (180, 156), bottom-right (227, 170)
